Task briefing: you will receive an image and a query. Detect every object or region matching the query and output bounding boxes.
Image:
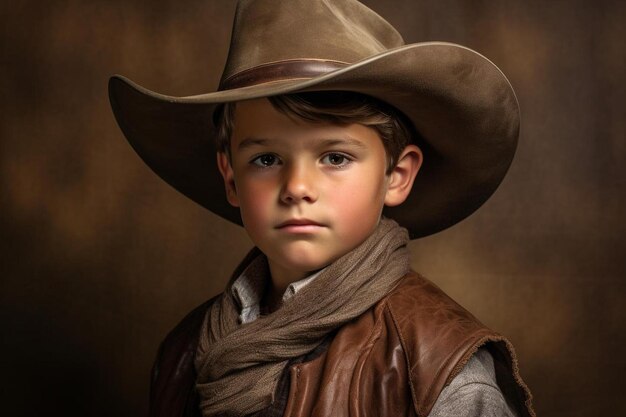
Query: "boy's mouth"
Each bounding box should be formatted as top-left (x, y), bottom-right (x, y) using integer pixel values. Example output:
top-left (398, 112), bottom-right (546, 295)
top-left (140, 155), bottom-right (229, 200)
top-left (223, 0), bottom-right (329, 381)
top-left (275, 218), bottom-right (325, 232)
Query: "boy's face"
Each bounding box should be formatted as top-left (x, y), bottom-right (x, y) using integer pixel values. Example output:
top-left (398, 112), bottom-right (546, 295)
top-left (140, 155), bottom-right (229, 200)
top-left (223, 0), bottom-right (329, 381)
top-left (218, 98), bottom-right (416, 283)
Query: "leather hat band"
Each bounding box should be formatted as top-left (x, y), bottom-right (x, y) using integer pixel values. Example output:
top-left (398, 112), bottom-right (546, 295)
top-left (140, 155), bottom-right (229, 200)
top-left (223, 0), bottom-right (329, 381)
top-left (219, 59), bottom-right (348, 90)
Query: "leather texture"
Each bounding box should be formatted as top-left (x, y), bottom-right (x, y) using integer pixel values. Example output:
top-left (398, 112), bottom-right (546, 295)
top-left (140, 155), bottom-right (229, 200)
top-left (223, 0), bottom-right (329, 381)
top-left (220, 60), bottom-right (348, 90)
top-left (149, 272), bottom-right (534, 417)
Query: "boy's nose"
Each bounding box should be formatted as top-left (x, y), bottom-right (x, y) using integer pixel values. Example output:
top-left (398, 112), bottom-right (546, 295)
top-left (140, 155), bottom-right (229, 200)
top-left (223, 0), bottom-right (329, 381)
top-left (280, 163), bottom-right (318, 204)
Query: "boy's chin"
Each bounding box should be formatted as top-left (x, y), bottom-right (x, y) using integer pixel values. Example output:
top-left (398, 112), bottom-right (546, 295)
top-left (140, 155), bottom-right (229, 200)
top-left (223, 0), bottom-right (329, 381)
top-left (272, 256), bottom-right (332, 275)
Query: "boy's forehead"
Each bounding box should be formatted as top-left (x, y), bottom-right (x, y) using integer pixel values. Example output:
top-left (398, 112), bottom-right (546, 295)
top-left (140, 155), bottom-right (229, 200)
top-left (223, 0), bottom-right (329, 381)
top-left (230, 105), bottom-right (313, 151)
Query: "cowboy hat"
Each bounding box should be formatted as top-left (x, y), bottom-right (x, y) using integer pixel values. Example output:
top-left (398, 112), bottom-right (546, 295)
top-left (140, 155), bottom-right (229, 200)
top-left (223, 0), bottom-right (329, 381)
top-left (108, 0), bottom-right (519, 238)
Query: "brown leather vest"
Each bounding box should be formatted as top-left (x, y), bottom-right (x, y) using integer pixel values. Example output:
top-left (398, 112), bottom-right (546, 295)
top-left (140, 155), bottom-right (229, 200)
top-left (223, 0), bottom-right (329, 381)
top-left (149, 272), bottom-right (534, 417)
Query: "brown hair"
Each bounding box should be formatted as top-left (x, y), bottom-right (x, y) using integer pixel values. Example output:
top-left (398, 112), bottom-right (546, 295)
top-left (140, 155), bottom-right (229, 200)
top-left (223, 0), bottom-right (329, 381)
top-left (213, 91), bottom-right (417, 174)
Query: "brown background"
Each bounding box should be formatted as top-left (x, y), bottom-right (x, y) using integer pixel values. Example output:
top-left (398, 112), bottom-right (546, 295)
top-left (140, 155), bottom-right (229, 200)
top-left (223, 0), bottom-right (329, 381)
top-left (1, 0), bottom-right (624, 416)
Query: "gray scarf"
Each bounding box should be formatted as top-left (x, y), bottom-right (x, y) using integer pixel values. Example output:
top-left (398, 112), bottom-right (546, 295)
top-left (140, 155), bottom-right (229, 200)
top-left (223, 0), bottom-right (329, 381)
top-left (194, 218), bottom-right (410, 416)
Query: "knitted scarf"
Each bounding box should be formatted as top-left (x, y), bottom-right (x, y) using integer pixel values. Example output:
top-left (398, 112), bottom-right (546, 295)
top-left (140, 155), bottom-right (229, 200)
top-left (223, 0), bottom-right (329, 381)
top-left (194, 218), bottom-right (410, 416)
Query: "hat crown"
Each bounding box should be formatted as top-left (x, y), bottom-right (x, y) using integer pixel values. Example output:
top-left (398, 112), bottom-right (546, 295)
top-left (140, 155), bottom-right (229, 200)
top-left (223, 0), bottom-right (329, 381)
top-left (220, 0), bottom-right (404, 86)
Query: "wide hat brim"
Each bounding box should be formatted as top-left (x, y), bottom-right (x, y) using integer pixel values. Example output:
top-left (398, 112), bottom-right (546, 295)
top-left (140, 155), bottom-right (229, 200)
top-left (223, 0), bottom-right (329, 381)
top-left (109, 42), bottom-right (519, 239)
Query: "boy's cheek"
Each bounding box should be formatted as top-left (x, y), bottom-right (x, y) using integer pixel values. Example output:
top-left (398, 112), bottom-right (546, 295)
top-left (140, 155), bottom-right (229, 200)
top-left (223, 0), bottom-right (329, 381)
top-left (237, 183), bottom-right (275, 223)
top-left (327, 182), bottom-right (386, 227)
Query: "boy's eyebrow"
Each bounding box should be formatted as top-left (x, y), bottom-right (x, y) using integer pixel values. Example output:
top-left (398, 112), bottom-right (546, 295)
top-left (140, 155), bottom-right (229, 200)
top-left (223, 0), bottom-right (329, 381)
top-left (237, 137), bottom-right (272, 150)
top-left (237, 137), bottom-right (369, 150)
top-left (317, 138), bottom-right (369, 150)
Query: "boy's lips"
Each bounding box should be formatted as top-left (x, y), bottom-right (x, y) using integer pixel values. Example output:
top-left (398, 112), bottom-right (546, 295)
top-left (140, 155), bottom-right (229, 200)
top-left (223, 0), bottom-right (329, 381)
top-left (275, 218), bottom-right (326, 232)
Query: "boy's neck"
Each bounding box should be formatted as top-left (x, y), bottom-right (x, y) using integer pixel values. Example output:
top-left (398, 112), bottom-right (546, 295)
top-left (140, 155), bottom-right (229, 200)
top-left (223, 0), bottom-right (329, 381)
top-left (268, 262), bottom-right (311, 292)
top-left (260, 281), bottom-right (284, 314)
top-left (262, 261), bottom-right (316, 313)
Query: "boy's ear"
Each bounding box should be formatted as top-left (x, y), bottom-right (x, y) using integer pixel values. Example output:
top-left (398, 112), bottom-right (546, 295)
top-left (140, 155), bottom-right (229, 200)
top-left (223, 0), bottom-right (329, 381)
top-left (217, 152), bottom-right (240, 207)
top-left (384, 144), bottom-right (423, 207)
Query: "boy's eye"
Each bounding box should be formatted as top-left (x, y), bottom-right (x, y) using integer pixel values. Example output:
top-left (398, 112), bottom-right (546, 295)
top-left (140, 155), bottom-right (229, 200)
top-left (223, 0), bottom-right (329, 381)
top-left (321, 153), bottom-right (351, 167)
top-left (251, 154), bottom-right (279, 167)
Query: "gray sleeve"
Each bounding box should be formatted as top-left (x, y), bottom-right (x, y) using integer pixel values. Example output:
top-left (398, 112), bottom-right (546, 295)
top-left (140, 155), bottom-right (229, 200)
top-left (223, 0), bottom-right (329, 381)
top-left (427, 347), bottom-right (517, 417)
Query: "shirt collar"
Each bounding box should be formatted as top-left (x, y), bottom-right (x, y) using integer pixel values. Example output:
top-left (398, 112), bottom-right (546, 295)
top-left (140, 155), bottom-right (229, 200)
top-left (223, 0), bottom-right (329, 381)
top-left (231, 254), bottom-right (324, 324)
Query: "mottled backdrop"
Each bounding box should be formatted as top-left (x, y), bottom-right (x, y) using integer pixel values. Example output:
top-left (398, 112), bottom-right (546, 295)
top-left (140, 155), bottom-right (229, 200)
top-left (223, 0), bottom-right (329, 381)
top-left (1, 0), bottom-right (624, 416)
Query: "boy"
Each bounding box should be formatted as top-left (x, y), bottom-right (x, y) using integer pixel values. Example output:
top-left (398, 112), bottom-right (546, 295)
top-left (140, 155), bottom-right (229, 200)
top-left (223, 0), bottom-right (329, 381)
top-left (109, 0), bottom-right (534, 416)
